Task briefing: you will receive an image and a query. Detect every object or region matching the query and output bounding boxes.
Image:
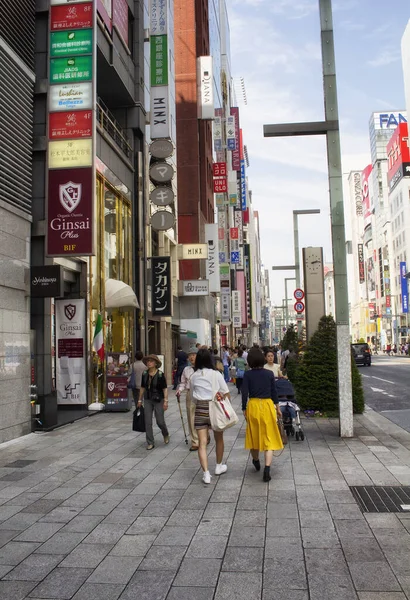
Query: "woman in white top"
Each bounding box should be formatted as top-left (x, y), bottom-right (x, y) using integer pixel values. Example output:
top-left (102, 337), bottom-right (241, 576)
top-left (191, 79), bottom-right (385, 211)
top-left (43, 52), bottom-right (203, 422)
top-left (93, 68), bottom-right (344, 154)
top-left (264, 350), bottom-right (282, 378)
top-left (190, 349), bottom-right (230, 484)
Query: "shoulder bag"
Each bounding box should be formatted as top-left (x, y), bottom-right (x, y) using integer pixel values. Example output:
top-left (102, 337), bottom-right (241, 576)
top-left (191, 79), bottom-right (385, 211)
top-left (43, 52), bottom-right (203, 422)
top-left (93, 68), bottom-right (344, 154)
top-left (127, 369), bottom-right (136, 389)
top-left (209, 371), bottom-right (239, 432)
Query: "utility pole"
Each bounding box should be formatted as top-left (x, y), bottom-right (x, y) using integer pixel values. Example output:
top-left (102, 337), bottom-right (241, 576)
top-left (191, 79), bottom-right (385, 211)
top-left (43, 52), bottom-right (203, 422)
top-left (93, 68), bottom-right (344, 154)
top-left (264, 0), bottom-right (354, 437)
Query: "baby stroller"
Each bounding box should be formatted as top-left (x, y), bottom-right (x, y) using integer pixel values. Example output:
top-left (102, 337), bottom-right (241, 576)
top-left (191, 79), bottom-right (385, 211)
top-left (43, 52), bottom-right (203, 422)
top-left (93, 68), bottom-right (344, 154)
top-left (276, 378), bottom-right (304, 442)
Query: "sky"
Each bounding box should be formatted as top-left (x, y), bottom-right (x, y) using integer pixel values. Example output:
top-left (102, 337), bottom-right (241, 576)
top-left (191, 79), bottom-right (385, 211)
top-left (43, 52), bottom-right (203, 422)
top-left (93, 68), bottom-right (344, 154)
top-left (226, 0), bottom-right (409, 306)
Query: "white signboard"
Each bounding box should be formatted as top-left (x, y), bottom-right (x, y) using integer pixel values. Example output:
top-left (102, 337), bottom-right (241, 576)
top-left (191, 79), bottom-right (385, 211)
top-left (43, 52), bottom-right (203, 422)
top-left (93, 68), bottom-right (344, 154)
top-left (48, 139), bottom-right (93, 169)
top-left (55, 299), bottom-right (87, 405)
top-left (151, 0), bottom-right (168, 34)
top-left (180, 280), bottom-right (209, 296)
top-left (177, 244), bottom-right (208, 260)
top-left (221, 291), bottom-right (231, 321)
top-left (232, 290), bottom-right (241, 315)
top-left (233, 315), bottom-right (241, 328)
top-left (205, 223), bottom-right (220, 293)
top-left (197, 56), bottom-right (214, 120)
top-left (151, 85), bottom-right (171, 139)
top-left (49, 82), bottom-right (93, 112)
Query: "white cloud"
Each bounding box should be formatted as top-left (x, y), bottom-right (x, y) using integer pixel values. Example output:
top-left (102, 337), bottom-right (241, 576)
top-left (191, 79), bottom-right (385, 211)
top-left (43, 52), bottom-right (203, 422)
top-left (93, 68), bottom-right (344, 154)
top-left (367, 48), bottom-right (401, 67)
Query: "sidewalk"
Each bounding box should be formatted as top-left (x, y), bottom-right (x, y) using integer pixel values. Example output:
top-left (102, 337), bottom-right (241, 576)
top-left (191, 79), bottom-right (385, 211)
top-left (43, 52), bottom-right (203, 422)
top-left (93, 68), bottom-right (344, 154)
top-left (0, 387), bottom-right (410, 600)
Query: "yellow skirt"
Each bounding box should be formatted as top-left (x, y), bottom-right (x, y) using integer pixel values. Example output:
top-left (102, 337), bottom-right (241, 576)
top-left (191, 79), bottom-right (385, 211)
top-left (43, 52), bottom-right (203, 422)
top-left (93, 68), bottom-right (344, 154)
top-left (245, 398), bottom-right (284, 451)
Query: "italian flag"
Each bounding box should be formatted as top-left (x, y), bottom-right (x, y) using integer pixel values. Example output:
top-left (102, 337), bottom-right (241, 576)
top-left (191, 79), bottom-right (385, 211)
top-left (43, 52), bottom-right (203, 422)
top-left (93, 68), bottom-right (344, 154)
top-left (93, 314), bottom-right (104, 360)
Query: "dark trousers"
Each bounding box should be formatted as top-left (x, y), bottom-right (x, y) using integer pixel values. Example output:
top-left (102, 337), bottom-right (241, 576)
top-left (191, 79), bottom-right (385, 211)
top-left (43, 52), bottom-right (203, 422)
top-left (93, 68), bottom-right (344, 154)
top-left (144, 398), bottom-right (169, 446)
top-left (132, 388), bottom-right (140, 405)
top-left (236, 377), bottom-right (243, 393)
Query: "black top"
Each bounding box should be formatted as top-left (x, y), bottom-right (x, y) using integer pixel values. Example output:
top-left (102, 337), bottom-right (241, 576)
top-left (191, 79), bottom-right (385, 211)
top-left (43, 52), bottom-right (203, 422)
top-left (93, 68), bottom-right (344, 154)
top-left (176, 350), bottom-right (188, 369)
top-left (241, 368), bottom-right (278, 410)
top-left (141, 370), bottom-right (167, 400)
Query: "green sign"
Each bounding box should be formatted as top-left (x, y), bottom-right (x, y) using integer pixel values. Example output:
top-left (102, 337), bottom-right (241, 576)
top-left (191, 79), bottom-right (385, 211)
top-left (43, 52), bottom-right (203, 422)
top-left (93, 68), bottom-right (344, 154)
top-left (150, 35), bottom-right (168, 87)
top-left (50, 56), bottom-right (93, 84)
top-left (50, 29), bottom-right (93, 57)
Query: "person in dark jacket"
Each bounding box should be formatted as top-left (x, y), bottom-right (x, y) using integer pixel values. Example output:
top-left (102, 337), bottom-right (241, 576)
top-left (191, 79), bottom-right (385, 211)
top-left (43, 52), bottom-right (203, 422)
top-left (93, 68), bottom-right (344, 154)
top-left (138, 355), bottom-right (169, 450)
top-left (242, 347), bottom-right (283, 482)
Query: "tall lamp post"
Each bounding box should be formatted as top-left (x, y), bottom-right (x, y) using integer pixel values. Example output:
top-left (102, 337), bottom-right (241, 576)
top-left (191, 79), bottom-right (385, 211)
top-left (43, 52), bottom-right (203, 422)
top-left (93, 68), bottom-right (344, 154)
top-left (264, 0), bottom-right (353, 437)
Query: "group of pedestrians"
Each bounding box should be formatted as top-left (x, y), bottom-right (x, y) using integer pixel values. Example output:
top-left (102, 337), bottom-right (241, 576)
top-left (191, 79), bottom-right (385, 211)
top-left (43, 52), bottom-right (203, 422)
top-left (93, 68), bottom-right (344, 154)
top-left (129, 345), bottom-right (284, 484)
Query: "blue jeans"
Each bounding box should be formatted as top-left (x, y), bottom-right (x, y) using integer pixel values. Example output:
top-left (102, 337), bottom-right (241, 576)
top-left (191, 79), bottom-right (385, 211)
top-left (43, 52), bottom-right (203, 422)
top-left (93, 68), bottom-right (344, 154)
top-left (223, 365), bottom-right (229, 382)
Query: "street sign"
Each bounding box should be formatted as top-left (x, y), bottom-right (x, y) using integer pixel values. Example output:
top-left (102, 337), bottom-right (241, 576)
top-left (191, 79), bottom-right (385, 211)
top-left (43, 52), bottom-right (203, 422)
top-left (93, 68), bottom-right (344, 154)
top-left (150, 186), bottom-right (175, 206)
top-left (294, 288), bottom-right (304, 300)
top-left (150, 210), bottom-right (175, 231)
top-left (149, 162), bottom-right (175, 184)
top-left (294, 301), bottom-right (305, 314)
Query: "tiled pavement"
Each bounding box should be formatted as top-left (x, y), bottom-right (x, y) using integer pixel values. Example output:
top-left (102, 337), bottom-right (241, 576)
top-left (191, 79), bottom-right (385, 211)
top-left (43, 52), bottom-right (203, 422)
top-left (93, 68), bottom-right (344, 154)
top-left (1, 388), bottom-right (410, 599)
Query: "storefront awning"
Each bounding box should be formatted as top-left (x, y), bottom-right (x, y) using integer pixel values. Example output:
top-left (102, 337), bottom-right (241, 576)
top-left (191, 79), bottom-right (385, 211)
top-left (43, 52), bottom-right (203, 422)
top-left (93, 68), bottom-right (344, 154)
top-left (105, 279), bottom-right (139, 310)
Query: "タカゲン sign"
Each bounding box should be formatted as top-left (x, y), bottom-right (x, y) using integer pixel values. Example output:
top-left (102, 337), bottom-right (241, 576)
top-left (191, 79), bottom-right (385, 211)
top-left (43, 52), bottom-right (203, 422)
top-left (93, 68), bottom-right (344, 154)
top-left (152, 256), bottom-right (172, 317)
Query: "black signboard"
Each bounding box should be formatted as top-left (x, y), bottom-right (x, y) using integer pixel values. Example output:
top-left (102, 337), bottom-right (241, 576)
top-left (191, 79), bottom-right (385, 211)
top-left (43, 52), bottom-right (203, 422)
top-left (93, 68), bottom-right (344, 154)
top-left (31, 265), bottom-right (63, 298)
top-left (152, 256), bottom-right (172, 317)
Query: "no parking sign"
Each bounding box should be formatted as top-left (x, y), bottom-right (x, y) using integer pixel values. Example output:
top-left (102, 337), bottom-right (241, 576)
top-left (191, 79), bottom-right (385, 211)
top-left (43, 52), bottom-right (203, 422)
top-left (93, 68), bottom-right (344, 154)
top-left (294, 301), bottom-right (305, 314)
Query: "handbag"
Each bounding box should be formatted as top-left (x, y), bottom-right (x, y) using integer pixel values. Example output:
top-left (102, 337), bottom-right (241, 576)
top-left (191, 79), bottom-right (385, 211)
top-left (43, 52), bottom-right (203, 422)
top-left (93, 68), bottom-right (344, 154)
top-left (277, 417), bottom-right (288, 446)
top-left (209, 371), bottom-right (239, 432)
top-left (133, 406), bottom-right (146, 432)
top-left (127, 369), bottom-right (136, 389)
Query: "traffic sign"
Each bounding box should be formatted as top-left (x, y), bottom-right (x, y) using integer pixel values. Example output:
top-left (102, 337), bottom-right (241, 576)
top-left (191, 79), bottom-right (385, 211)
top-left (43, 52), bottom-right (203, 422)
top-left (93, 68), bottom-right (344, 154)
top-left (294, 288), bottom-right (304, 301)
top-left (294, 301), bottom-right (305, 314)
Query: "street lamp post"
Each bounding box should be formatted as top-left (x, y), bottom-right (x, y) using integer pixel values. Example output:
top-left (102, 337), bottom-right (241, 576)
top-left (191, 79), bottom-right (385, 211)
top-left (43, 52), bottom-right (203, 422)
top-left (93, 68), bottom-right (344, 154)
top-left (264, 0), bottom-right (353, 437)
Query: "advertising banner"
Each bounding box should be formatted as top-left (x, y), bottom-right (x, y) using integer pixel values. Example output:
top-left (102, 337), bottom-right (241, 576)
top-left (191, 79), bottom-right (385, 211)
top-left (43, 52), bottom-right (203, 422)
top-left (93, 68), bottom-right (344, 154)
top-left (49, 82), bottom-right (93, 112)
top-left (387, 122), bottom-right (410, 192)
top-left (55, 299), bottom-right (87, 405)
top-left (213, 116), bottom-right (222, 152)
top-left (180, 280), bottom-right (209, 296)
top-left (231, 107), bottom-right (241, 171)
top-left (401, 262), bottom-right (408, 313)
top-left (151, 85), bottom-right (171, 139)
top-left (106, 352), bottom-right (130, 410)
top-left (358, 244), bottom-right (365, 284)
top-left (49, 110), bottom-right (93, 139)
top-left (48, 139), bottom-right (93, 169)
top-left (151, 35), bottom-right (168, 86)
top-left (197, 56), bottom-right (214, 120)
top-left (113, 0), bottom-right (129, 46)
top-left (31, 265), bottom-right (64, 298)
top-left (232, 291), bottom-right (241, 315)
top-left (47, 167), bottom-right (94, 256)
top-left (51, 3), bottom-right (93, 30)
top-left (50, 55), bottom-right (92, 84)
top-left (151, 0), bottom-right (168, 34)
top-left (362, 164), bottom-right (372, 221)
top-left (221, 291), bottom-right (231, 321)
top-left (50, 29), bottom-right (93, 57)
top-left (205, 223), bottom-right (220, 293)
top-left (226, 115), bottom-right (236, 150)
top-left (240, 159), bottom-right (247, 211)
top-left (152, 256), bottom-right (172, 317)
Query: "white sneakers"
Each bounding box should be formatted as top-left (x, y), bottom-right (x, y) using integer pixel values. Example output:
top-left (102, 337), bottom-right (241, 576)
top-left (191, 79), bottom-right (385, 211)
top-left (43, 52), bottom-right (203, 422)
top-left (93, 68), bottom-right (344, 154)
top-left (202, 464), bottom-right (228, 483)
top-left (202, 471), bottom-right (212, 484)
top-left (215, 464), bottom-right (228, 476)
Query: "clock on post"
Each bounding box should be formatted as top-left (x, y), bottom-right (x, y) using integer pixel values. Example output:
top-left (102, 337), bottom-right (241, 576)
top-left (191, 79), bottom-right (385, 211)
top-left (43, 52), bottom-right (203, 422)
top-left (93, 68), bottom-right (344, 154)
top-left (302, 247), bottom-right (326, 340)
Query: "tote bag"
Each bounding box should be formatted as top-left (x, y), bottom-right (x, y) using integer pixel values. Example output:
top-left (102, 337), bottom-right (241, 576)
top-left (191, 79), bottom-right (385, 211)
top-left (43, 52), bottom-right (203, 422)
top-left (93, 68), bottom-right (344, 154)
top-left (209, 371), bottom-right (239, 432)
top-left (132, 406), bottom-right (146, 432)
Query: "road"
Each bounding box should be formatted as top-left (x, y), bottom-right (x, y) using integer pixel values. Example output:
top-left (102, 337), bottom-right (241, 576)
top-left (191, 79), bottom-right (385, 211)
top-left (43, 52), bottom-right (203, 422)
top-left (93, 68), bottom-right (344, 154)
top-left (361, 354), bottom-right (410, 431)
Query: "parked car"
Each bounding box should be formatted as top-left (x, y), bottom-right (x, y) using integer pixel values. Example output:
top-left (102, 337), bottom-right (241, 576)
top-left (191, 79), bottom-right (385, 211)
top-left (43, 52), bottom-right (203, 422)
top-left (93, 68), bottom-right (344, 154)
top-left (351, 343), bottom-right (371, 366)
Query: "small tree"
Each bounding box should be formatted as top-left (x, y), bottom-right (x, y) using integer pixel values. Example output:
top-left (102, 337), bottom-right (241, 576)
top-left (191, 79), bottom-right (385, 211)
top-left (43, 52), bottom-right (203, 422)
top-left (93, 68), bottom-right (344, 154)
top-left (281, 323), bottom-right (298, 352)
top-left (294, 315), bottom-right (364, 414)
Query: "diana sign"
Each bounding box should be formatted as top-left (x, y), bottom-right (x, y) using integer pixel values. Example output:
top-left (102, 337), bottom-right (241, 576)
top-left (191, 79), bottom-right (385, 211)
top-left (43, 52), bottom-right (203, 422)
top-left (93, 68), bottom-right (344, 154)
top-left (55, 298), bottom-right (87, 405)
top-left (205, 223), bottom-right (220, 293)
top-left (197, 56), bottom-right (214, 120)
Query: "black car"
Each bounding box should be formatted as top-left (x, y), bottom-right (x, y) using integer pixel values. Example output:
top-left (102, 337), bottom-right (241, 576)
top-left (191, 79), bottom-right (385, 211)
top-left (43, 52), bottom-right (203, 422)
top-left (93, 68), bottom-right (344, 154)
top-left (351, 343), bottom-right (371, 366)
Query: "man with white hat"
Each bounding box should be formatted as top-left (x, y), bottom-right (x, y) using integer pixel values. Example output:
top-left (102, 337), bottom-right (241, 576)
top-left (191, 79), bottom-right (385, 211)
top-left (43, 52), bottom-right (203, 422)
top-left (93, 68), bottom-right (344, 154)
top-left (176, 348), bottom-right (198, 451)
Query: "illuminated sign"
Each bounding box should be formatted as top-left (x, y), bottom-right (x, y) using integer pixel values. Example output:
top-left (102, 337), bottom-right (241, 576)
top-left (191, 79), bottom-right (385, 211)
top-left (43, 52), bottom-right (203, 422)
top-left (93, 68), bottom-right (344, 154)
top-left (48, 139), bottom-right (93, 169)
top-left (377, 112), bottom-right (407, 129)
top-left (150, 35), bottom-right (168, 86)
top-left (177, 244), bottom-right (208, 260)
top-left (50, 29), bottom-right (93, 57)
top-left (49, 82), bottom-right (93, 111)
top-left (197, 56), bottom-right (214, 120)
top-left (49, 110), bottom-right (93, 139)
top-left (387, 122), bottom-right (410, 191)
top-left (50, 56), bottom-right (92, 84)
top-left (51, 3), bottom-right (93, 30)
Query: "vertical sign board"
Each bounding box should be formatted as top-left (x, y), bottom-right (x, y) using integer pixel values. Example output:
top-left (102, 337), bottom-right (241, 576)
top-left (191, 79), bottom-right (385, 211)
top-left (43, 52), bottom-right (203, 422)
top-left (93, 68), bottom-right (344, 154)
top-left (106, 352), bottom-right (130, 410)
top-left (150, 0), bottom-right (172, 140)
top-left (152, 257), bottom-right (172, 317)
top-left (55, 299), bottom-right (87, 405)
top-left (47, 0), bottom-right (96, 258)
top-left (240, 159), bottom-right (247, 211)
top-left (197, 56), bottom-right (214, 120)
top-left (400, 262), bottom-right (408, 313)
top-left (205, 224), bottom-right (220, 293)
top-left (358, 244), bottom-right (365, 284)
top-left (231, 107), bottom-right (241, 171)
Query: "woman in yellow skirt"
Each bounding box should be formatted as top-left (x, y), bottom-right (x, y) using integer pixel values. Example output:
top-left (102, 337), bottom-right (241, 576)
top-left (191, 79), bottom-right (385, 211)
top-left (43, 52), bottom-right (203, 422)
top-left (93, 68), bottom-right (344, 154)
top-left (242, 347), bottom-right (283, 482)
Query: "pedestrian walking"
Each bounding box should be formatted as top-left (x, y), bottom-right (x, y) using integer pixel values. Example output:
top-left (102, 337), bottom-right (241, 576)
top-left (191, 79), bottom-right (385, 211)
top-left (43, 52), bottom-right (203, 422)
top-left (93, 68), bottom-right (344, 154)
top-left (233, 348), bottom-right (247, 395)
top-left (138, 355), bottom-right (169, 450)
top-left (264, 349), bottom-right (282, 378)
top-left (242, 347), bottom-right (283, 482)
top-left (176, 349), bottom-right (199, 451)
top-left (222, 346), bottom-right (231, 383)
top-left (129, 351), bottom-right (147, 405)
top-left (173, 346), bottom-right (188, 389)
top-left (190, 348), bottom-right (230, 484)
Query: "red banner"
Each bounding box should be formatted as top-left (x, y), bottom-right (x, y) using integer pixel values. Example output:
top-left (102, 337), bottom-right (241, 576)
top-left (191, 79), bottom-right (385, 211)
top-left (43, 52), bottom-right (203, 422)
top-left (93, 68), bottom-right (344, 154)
top-left (97, 0), bottom-right (113, 32)
top-left (231, 107), bottom-right (240, 171)
top-left (51, 3), bottom-right (93, 30)
top-left (387, 122), bottom-right (410, 188)
top-left (47, 167), bottom-right (93, 257)
top-left (49, 110), bottom-right (93, 140)
top-left (230, 227), bottom-right (239, 240)
top-left (213, 162), bottom-right (227, 177)
top-left (213, 178), bottom-right (227, 193)
top-left (361, 164), bottom-right (372, 220)
top-left (113, 0), bottom-right (128, 46)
